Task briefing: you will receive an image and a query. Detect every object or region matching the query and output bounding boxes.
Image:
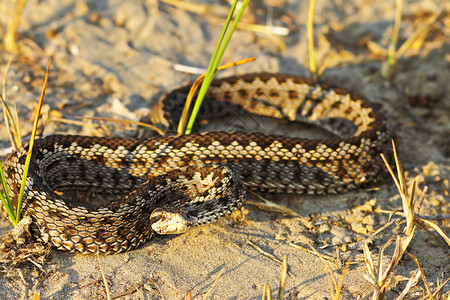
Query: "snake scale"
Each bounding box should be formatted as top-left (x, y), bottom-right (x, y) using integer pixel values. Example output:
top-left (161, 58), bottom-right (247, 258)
top-left (4, 73), bottom-right (388, 254)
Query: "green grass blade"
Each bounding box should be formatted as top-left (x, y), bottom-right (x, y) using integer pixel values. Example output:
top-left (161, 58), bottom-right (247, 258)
top-left (0, 191), bottom-right (16, 224)
top-left (0, 161), bottom-right (16, 224)
top-left (185, 0), bottom-right (250, 134)
top-left (383, 0), bottom-right (403, 79)
top-left (15, 58), bottom-right (51, 224)
top-left (0, 160), bottom-right (14, 212)
top-left (15, 147), bottom-right (33, 225)
top-left (203, 0), bottom-right (238, 84)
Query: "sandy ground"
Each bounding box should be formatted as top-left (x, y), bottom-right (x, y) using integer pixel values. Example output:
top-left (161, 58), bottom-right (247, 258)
top-left (0, 0), bottom-right (449, 299)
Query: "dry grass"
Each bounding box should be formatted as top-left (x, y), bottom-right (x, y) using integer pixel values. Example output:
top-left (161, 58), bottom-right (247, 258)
top-left (370, 0), bottom-right (447, 79)
top-left (306, 0), bottom-right (318, 80)
top-left (182, 255), bottom-right (289, 299)
top-left (0, 58), bottom-right (50, 228)
top-left (3, 0), bottom-right (27, 53)
top-left (1, 2), bottom-right (448, 299)
top-left (157, 0), bottom-right (289, 44)
top-left (0, 217), bottom-right (52, 278)
top-left (361, 140), bottom-right (449, 299)
top-left (203, 267), bottom-right (225, 300)
top-left (96, 252), bottom-right (111, 300)
top-left (260, 255), bottom-right (288, 300)
top-left (176, 57), bottom-right (255, 135)
top-left (1, 57), bottom-right (21, 149)
top-left (0, 59), bottom-right (52, 299)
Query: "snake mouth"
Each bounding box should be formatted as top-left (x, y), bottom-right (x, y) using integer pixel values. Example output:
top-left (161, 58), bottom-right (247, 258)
top-left (150, 209), bottom-right (192, 235)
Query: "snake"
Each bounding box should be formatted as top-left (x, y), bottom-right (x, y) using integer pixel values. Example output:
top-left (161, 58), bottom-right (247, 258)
top-left (3, 73), bottom-right (388, 254)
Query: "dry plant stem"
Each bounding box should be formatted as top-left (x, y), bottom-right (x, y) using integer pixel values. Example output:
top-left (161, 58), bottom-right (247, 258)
top-left (383, 8), bottom-right (445, 79)
top-left (12, 101), bottom-right (21, 144)
top-left (334, 261), bottom-right (351, 300)
top-left (247, 190), bottom-right (300, 217)
top-left (417, 218), bottom-right (450, 246)
top-left (247, 240), bottom-right (283, 265)
top-left (159, 0), bottom-right (289, 38)
top-left (362, 242), bottom-right (379, 298)
top-left (148, 277), bottom-right (166, 300)
top-left (262, 284), bottom-right (272, 300)
top-left (381, 234), bottom-right (415, 287)
top-left (363, 229), bottom-right (416, 299)
top-left (432, 277), bottom-right (450, 299)
top-left (380, 140), bottom-right (415, 236)
top-left (361, 216), bottom-right (396, 245)
top-left (362, 140), bottom-right (420, 299)
top-left (203, 268), bottom-right (225, 300)
top-left (176, 57), bottom-right (255, 135)
top-left (289, 243), bottom-right (335, 262)
top-left (208, 17), bottom-right (289, 38)
top-left (382, 0), bottom-right (402, 79)
top-left (184, 291), bottom-right (192, 300)
top-left (110, 283), bottom-right (142, 299)
top-left (397, 269), bottom-right (421, 300)
top-left (5, 0), bottom-right (27, 53)
top-left (306, 241), bottom-right (344, 299)
top-left (395, 10), bottom-right (447, 60)
top-left (77, 116), bottom-right (165, 136)
top-left (306, 0), bottom-right (318, 80)
top-left (387, 0), bottom-right (403, 67)
top-left (375, 209), bottom-right (450, 246)
top-left (52, 117), bottom-right (98, 128)
top-left (158, 0), bottom-right (221, 15)
top-left (96, 252), bottom-right (111, 300)
top-left (15, 58), bottom-right (51, 223)
top-left (406, 252), bottom-right (432, 296)
top-left (79, 279), bottom-right (102, 289)
top-left (173, 64), bottom-right (206, 75)
top-left (176, 74), bottom-right (205, 135)
top-left (1, 57), bottom-right (21, 149)
top-left (276, 255), bottom-right (288, 300)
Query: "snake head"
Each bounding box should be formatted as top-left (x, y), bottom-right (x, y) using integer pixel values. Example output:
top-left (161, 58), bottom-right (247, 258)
top-left (150, 209), bottom-right (193, 235)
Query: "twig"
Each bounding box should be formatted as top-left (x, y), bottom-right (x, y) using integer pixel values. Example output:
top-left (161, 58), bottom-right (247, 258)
top-left (110, 282), bottom-right (142, 299)
top-left (247, 240), bottom-right (282, 265)
top-left (383, 0), bottom-right (403, 80)
top-left (375, 209), bottom-right (450, 246)
top-left (77, 116), bottom-right (166, 136)
top-left (306, 0), bottom-right (318, 80)
top-left (406, 252), bottom-right (432, 296)
top-left (1, 56), bottom-right (21, 149)
top-left (276, 255), bottom-right (288, 300)
top-left (246, 190), bottom-right (300, 217)
top-left (5, 0), bottom-right (27, 53)
top-left (262, 284), bottom-right (272, 300)
top-left (289, 243), bottom-right (335, 262)
top-left (97, 252), bottom-right (111, 300)
top-left (148, 276), bottom-right (166, 300)
top-left (203, 267), bottom-right (225, 300)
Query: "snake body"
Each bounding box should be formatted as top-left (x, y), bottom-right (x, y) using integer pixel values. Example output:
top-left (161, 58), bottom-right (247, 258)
top-left (4, 73), bottom-right (388, 254)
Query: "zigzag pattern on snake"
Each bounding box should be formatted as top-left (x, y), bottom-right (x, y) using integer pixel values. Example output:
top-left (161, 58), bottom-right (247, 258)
top-left (4, 73), bottom-right (388, 254)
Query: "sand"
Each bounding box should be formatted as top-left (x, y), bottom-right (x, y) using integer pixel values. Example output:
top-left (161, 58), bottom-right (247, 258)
top-left (0, 0), bottom-right (448, 299)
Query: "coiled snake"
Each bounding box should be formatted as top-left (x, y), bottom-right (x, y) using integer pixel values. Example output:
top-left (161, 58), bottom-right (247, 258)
top-left (4, 73), bottom-right (388, 254)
